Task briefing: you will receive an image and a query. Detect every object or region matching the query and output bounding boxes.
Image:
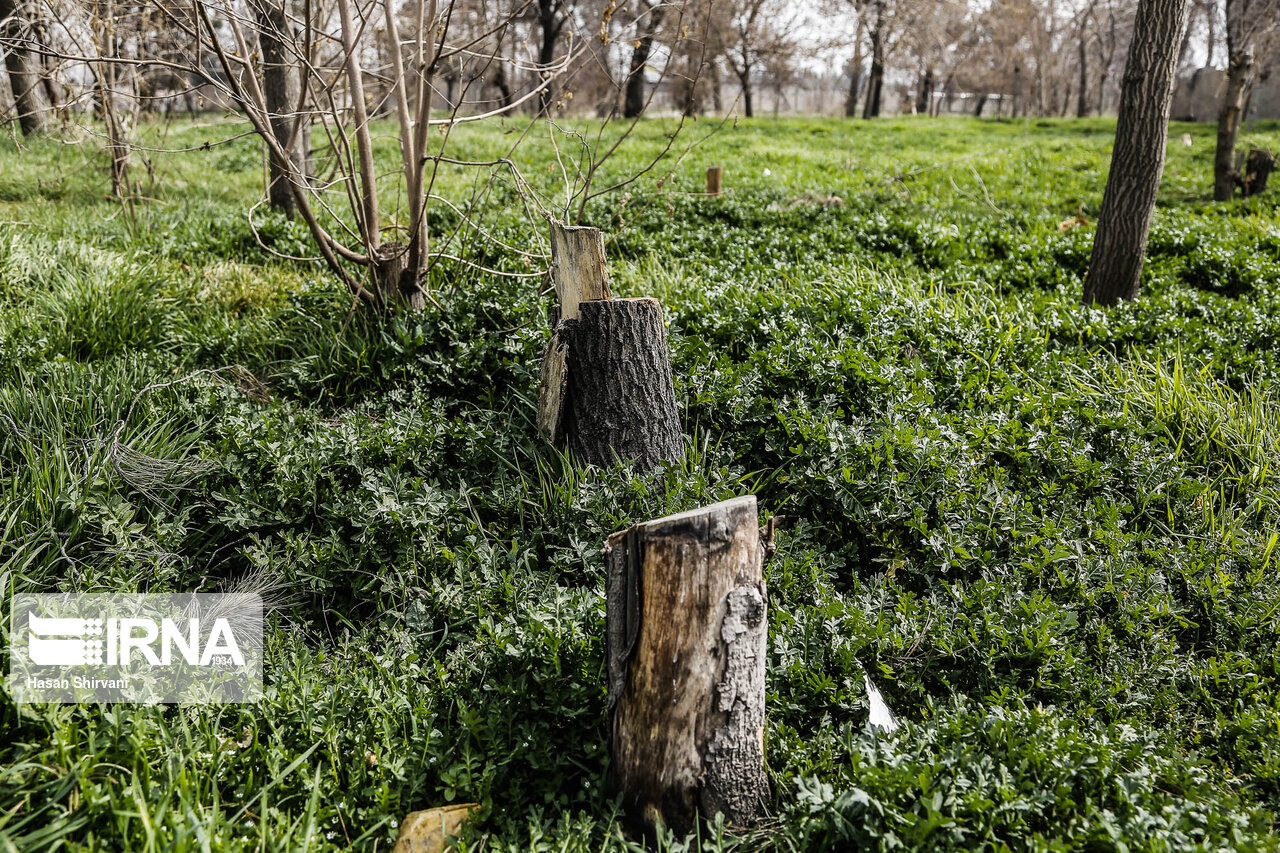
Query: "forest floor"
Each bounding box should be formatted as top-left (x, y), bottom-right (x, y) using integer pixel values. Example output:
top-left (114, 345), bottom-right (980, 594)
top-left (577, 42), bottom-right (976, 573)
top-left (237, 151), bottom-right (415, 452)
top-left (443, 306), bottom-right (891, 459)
top-left (3, 115), bottom-right (1280, 851)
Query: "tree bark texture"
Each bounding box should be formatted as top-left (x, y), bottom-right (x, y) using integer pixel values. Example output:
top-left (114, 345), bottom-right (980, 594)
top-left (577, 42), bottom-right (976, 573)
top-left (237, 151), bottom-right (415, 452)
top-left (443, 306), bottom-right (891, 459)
top-left (254, 0), bottom-right (310, 218)
top-left (624, 5), bottom-right (663, 119)
top-left (1082, 0), bottom-right (1189, 306)
top-left (561, 298), bottom-right (682, 471)
top-left (1214, 47), bottom-right (1254, 201)
top-left (0, 0), bottom-right (48, 135)
top-left (605, 495), bottom-right (769, 839)
top-left (863, 7), bottom-right (884, 120)
top-left (1242, 148), bottom-right (1275, 196)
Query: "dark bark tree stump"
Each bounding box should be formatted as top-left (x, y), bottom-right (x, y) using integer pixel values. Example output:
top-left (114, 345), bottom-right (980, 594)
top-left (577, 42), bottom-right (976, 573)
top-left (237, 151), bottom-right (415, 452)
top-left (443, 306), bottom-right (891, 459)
top-left (604, 496), bottom-right (769, 839)
top-left (537, 221), bottom-right (681, 471)
top-left (561, 298), bottom-right (681, 471)
top-left (1242, 148), bottom-right (1276, 197)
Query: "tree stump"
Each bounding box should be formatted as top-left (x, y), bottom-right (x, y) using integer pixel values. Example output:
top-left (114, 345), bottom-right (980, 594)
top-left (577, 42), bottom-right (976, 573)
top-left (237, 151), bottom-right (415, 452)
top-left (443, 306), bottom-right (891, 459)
top-left (560, 298), bottom-right (681, 470)
top-left (537, 222), bottom-right (682, 471)
top-left (706, 166), bottom-right (723, 197)
top-left (1242, 148), bottom-right (1276, 197)
top-left (604, 496), bottom-right (770, 839)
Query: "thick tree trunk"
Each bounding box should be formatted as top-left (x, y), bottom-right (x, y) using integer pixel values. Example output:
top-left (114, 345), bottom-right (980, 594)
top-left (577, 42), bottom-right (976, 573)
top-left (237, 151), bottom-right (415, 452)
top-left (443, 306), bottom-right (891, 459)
top-left (739, 70), bottom-right (753, 118)
top-left (605, 495), bottom-right (769, 839)
top-left (1083, 0), bottom-right (1189, 305)
top-left (624, 5), bottom-right (663, 118)
top-left (974, 93), bottom-right (988, 117)
top-left (254, 0), bottom-right (310, 218)
top-left (0, 0), bottom-right (49, 135)
top-left (1214, 48), bottom-right (1254, 201)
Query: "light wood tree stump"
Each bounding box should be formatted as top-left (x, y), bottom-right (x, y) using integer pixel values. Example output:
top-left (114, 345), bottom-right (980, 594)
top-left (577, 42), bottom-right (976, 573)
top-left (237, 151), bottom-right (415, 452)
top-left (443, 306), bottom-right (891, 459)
top-left (604, 496), bottom-right (769, 838)
top-left (537, 221), bottom-right (681, 471)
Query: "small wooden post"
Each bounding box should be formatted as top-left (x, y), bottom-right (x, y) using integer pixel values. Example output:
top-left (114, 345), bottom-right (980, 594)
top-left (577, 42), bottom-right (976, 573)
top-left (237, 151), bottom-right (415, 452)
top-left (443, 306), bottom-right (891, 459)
top-left (604, 496), bottom-right (769, 838)
top-left (537, 221), bottom-right (682, 470)
top-left (706, 166), bottom-right (723, 197)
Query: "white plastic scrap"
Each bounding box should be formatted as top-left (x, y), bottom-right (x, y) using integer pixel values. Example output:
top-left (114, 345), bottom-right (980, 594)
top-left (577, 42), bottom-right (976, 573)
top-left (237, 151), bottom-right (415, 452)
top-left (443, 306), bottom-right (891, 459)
top-left (863, 672), bottom-right (899, 733)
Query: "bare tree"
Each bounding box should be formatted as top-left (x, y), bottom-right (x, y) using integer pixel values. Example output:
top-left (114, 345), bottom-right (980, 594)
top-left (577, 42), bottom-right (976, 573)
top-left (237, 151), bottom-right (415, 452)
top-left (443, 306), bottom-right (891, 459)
top-left (250, 0), bottom-right (310, 218)
top-left (1213, 0), bottom-right (1280, 200)
top-left (1084, 0), bottom-right (1190, 305)
top-left (722, 0), bottom-right (797, 118)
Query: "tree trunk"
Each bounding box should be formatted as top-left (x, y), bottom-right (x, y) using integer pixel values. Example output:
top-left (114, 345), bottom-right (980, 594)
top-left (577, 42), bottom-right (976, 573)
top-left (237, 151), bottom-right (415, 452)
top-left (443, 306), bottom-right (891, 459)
top-left (844, 34), bottom-right (863, 118)
top-left (1083, 0), bottom-right (1189, 306)
top-left (863, 17), bottom-right (884, 120)
top-left (624, 5), bottom-right (663, 118)
top-left (605, 495), bottom-right (769, 839)
top-left (492, 59), bottom-right (513, 109)
top-left (1095, 8), bottom-right (1118, 115)
top-left (254, 0), bottom-right (310, 219)
top-left (1213, 47), bottom-right (1253, 201)
top-left (974, 93), bottom-right (987, 117)
top-left (711, 59), bottom-right (723, 113)
top-left (1077, 29), bottom-right (1090, 117)
top-left (915, 66), bottom-right (934, 115)
top-left (0, 0), bottom-right (49, 135)
top-left (537, 0), bottom-right (560, 115)
top-left (739, 69), bottom-right (753, 118)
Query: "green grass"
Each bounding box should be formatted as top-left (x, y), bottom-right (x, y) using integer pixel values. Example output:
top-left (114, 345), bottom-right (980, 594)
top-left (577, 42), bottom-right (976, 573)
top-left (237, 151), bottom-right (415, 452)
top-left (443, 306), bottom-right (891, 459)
top-left (2, 114), bottom-right (1280, 851)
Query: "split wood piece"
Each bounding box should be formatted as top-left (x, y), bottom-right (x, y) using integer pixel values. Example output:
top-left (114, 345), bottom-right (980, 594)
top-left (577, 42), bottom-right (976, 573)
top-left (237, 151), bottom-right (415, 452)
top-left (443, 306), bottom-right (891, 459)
top-left (561, 298), bottom-right (681, 471)
top-left (604, 495), bottom-right (769, 839)
top-left (392, 803), bottom-right (480, 853)
top-left (536, 329), bottom-right (569, 444)
top-left (707, 166), bottom-right (723, 197)
top-left (549, 222), bottom-right (611, 322)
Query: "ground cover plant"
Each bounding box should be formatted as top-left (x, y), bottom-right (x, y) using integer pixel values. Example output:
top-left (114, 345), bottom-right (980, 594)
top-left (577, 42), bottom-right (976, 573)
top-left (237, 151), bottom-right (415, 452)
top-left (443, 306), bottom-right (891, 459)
top-left (2, 114), bottom-right (1280, 851)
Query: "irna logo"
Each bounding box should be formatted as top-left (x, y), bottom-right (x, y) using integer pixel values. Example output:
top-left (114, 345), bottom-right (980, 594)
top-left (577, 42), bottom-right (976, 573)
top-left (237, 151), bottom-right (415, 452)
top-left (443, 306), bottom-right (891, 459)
top-left (27, 613), bottom-right (245, 667)
top-left (10, 593), bottom-right (263, 704)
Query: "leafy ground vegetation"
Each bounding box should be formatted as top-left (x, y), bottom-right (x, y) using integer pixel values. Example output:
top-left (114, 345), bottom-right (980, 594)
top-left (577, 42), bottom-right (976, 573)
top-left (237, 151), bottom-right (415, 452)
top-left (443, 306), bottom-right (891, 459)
top-left (2, 115), bottom-right (1280, 851)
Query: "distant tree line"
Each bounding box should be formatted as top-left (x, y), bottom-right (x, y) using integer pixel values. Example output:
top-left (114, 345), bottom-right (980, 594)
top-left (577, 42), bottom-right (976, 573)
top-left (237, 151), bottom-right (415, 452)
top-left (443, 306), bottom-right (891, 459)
top-left (0, 0), bottom-right (1275, 308)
